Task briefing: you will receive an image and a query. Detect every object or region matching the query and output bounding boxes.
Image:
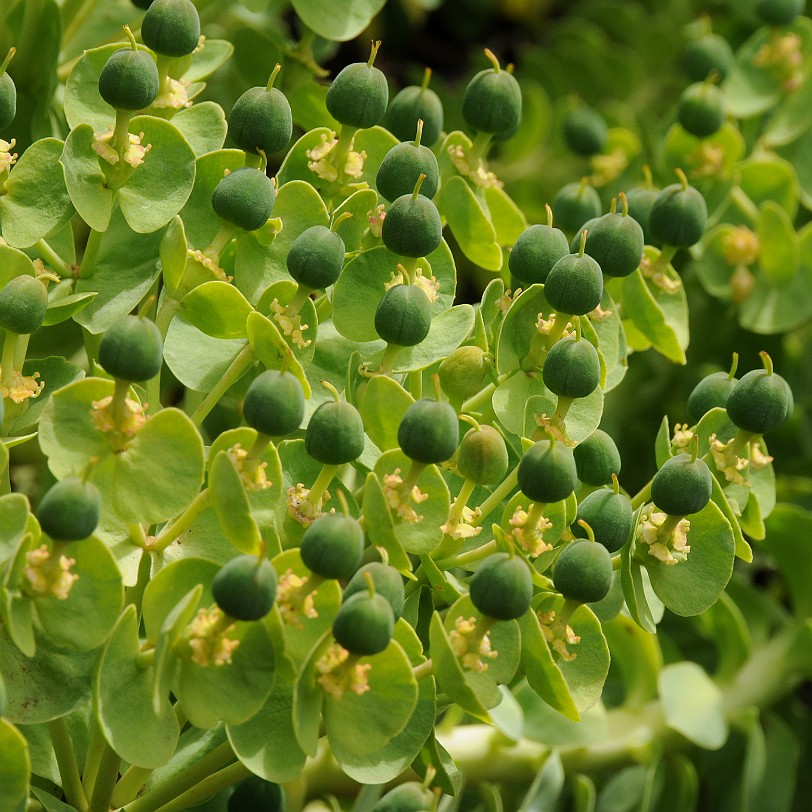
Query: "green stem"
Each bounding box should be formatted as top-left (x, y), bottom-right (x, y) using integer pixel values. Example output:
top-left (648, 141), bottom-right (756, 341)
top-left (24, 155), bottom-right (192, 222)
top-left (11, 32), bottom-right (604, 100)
top-left (630, 480), bottom-right (652, 510)
top-left (149, 762), bottom-right (250, 812)
top-left (111, 378), bottom-right (131, 429)
top-left (112, 764), bottom-right (153, 809)
top-left (1, 329), bottom-right (18, 390)
top-left (49, 717), bottom-right (89, 812)
top-left (545, 312), bottom-right (570, 350)
top-left (112, 108), bottom-right (132, 154)
top-left (435, 538), bottom-right (497, 571)
top-left (287, 285), bottom-right (313, 316)
top-left (471, 465), bottom-right (519, 527)
top-left (34, 239), bottom-right (74, 277)
top-left (62, 0), bottom-right (99, 48)
top-left (408, 370), bottom-right (423, 399)
top-left (203, 222), bottom-right (239, 260)
top-left (150, 489), bottom-right (210, 553)
top-left (379, 343), bottom-right (402, 375)
top-left (87, 743), bottom-right (120, 812)
top-left (189, 344), bottom-right (255, 427)
top-left (447, 479), bottom-right (477, 527)
top-left (412, 658), bottom-right (434, 680)
top-left (332, 124), bottom-right (357, 184)
top-left (78, 228), bottom-right (104, 279)
top-left (461, 380), bottom-right (498, 415)
top-left (82, 720), bottom-right (106, 797)
top-left (307, 463), bottom-right (339, 507)
top-left (124, 547), bottom-right (153, 617)
top-left (468, 131), bottom-right (493, 166)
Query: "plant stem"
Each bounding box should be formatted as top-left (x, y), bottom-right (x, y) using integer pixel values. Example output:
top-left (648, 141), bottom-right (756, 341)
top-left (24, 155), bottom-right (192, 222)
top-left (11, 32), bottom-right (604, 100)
top-left (308, 463), bottom-right (339, 507)
top-left (0, 329), bottom-right (18, 390)
top-left (471, 466), bottom-right (519, 527)
top-left (149, 488), bottom-right (210, 553)
top-left (435, 539), bottom-right (497, 571)
top-left (189, 344), bottom-right (255, 427)
top-left (412, 658), bottom-right (434, 680)
top-left (48, 717), bottom-right (88, 812)
top-left (78, 228), bottom-right (104, 279)
top-left (151, 761), bottom-right (251, 812)
top-left (112, 764), bottom-right (153, 809)
top-left (87, 743), bottom-right (120, 812)
top-left (34, 239), bottom-right (74, 277)
top-left (82, 720), bottom-right (106, 796)
top-left (630, 479), bottom-right (652, 509)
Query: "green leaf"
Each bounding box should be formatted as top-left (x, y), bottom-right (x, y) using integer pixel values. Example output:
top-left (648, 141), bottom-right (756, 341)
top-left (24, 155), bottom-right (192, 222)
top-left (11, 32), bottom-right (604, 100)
top-left (160, 215), bottom-right (189, 298)
top-left (60, 124), bottom-right (114, 232)
top-left (0, 138), bottom-right (74, 248)
top-left (182, 39), bottom-right (234, 83)
top-left (290, 0), bottom-right (387, 41)
top-left (654, 416), bottom-right (672, 468)
top-left (723, 28), bottom-right (784, 119)
top-left (518, 751), bottom-right (565, 812)
top-left (523, 386), bottom-right (604, 446)
top-left (181, 281), bottom-right (253, 339)
top-left (709, 474), bottom-right (751, 563)
top-left (332, 188), bottom-right (378, 253)
top-left (495, 284), bottom-right (547, 376)
top-left (0, 493), bottom-right (29, 565)
top-left (360, 472), bottom-right (412, 574)
top-left (288, 80), bottom-right (340, 133)
top-left (42, 291), bottom-right (97, 327)
top-left (658, 661), bottom-right (727, 749)
top-left (255, 280), bottom-right (318, 369)
top-left (292, 631), bottom-right (329, 756)
top-left (484, 185), bottom-right (527, 246)
top-left (602, 614), bottom-right (662, 706)
top-left (739, 155), bottom-right (800, 219)
top-left (412, 733), bottom-right (462, 796)
top-left (747, 713), bottom-right (800, 812)
top-left (757, 201), bottom-right (799, 286)
top-left (246, 311), bottom-right (311, 397)
top-left (763, 503), bottom-right (812, 617)
top-left (12, 356), bottom-right (85, 435)
top-left (209, 451), bottom-right (262, 555)
top-left (662, 122), bottom-right (745, 181)
top-left (392, 305), bottom-right (475, 374)
top-left (0, 719), bottom-right (30, 812)
top-left (595, 765), bottom-right (647, 812)
top-left (763, 71), bottom-right (812, 147)
top-left (170, 102), bottom-right (228, 157)
top-left (620, 519), bottom-right (664, 634)
top-left (358, 375), bottom-right (414, 452)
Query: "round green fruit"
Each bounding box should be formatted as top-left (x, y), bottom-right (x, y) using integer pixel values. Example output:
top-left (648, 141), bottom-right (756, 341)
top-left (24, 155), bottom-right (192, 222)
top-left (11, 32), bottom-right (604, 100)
top-left (625, 185), bottom-right (660, 247)
top-left (553, 540), bottom-right (613, 604)
top-left (0, 275), bottom-right (48, 335)
top-left (518, 439), bottom-right (578, 504)
top-left (542, 335), bottom-right (601, 399)
top-left (649, 180), bottom-right (707, 248)
top-left (563, 104), bottom-right (608, 156)
top-left (573, 429), bottom-right (621, 485)
top-left (580, 211), bottom-right (644, 278)
top-left (344, 562), bottom-right (405, 620)
top-left (438, 346), bottom-right (489, 405)
top-left (686, 370), bottom-right (738, 424)
top-left (98, 315), bottom-right (163, 382)
top-left (229, 85), bottom-right (293, 157)
top-left (0, 70), bottom-right (16, 131)
top-left (326, 59), bottom-right (389, 130)
top-left (462, 57), bottom-right (522, 136)
top-left (242, 369), bottom-right (304, 437)
top-left (305, 400), bottom-right (365, 465)
top-left (374, 284), bottom-right (432, 347)
top-left (756, 0), bottom-right (804, 25)
top-left (726, 367), bottom-right (793, 435)
top-left (683, 34), bottom-right (734, 82)
top-left (211, 167), bottom-right (276, 232)
top-left (228, 777), bottom-right (285, 812)
top-left (300, 513), bottom-right (365, 581)
top-left (286, 225), bottom-right (345, 290)
top-left (544, 252), bottom-right (604, 316)
top-left (141, 0), bottom-right (200, 58)
top-left (373, 782), bottom-right (434, 812)
top-left (574, 489), bottom-right (633, 553)
top-left (457, 424), bottom-right (509, 485)
top-left (509, 223), bottom-right (570, 284)
top-left (376, 140), bottom-right (439, 202)
top-left (397, 399), bottom-right (459, 464)
top-left (650, 453), bottom-right (713, 516)
top-left (333, 591), bottom-right (395, 655)
top-left (678, 82), bottom-right (726, 139)
top-left (212, 555), bottom-right (278, 622)
top-left (551, 181), bottom-right (602, 233)
top-left (98, 46), bottom-right (159, 111)
top-left (385, 84), bottom-right (444, 146)
top-left (37, 477), bottom-right (102, 542)
top-left (470, 552), bottom-right (532, 621)
top-left (381, 193), bottom-right (442, 258)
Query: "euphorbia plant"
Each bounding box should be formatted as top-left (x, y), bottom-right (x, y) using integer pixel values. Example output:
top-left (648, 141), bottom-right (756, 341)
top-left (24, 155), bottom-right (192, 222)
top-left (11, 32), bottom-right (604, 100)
top-left (0, 1), bottom-right (811, 812)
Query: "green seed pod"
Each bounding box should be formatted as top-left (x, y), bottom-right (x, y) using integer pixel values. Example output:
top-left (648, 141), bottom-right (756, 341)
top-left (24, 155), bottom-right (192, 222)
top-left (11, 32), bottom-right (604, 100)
top-left (141, 0), bottom-right (200, 58)
top-left (461, 50), bottom-right (522, 136)
top-left (374, 284), bottom-right (432, 347)
top-left (228, 776), bottom-right (285, 812)
top-left (726, 363), bottom-right (793, 435)
top-left (300, 513), bottom-right (365, 581)
top-left (305, 400), bottom-right (366, 465)
top-left (683, 34), bottom-right (735, 82)
top-left (470, 553), bottom-right (533, 621)
top-left (376, 135), bottom-right (439, 202)
top-left (678, 82), bottom-right (726, 139)
top-left (542, 335), bottom-right (601, 399)
top-left (562, 104), bottom-right (608, 156)
top-left (573, 429), bottom-right (621, 486)
top-left (457, 424), bottom-right (509, 485)
top-left (438, 346), bottom-right (489, 405)
top-left (242, 369), bottom-right (305, 437)
top-left (649, 174), bottom-right (707, 248)
top-left (373, 781), bottom-right (434, 812)
top-left (397, 398), bottom-right (459, 464)
top-left (344, 562), bottom-right (405, 620)
top-left (553, 540), bottom-right (613, 604)
top-left (755, 0), bottom-right (804, 26)
top-left (98, 38), bottom-right (159, 111)
top-left (333, 591), bottom-right (395, 655)
top-left (544, 250), bottom-right (604, 316)
top-left (385, 75), bottom-right (444, 146)
top-left (98, 315), bottom-right (163, 382)
top-left (212, 555), bottom-right (278, 622)
top-left (0, 275), bottom-right (48, 335)
top-left (286, 225), bottom-right (346, 290)
top-left (132, 0), bottom-right (154, 8)
top-left (326, 43), bottom-right (389, 130)
top-left (0, 49), bottom-right (17, 131)
top-left (509, 222), bottom-right (570, 285)
top-left (551, 180), bottom-right (602, 234)
top-left (625, 185), bottom-right (661, 247)
top-left (518, 439), bottom-right (578, 504)
top-left (36, 477), bottom-right (102, 542)
top-left (574, 489), bottom-right (633, 553)
top-left (229, 80), bottom-right (293, 158)
top-left (687, 365), bottom-right (739, 424)
top-left (651, 453), bottom-right (713, 516)
top-left (211, 167), bottom-right (276, 232)
top-left (579, 207), bottom-right (644, 278)
top-left (381, 189), bottom-right (443, 258)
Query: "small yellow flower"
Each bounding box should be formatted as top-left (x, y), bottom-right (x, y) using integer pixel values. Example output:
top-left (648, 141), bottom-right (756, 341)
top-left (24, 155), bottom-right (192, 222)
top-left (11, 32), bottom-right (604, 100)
top-left (153, 78), bottom-right (191, 110)
top-left (286, 482), bottom-right (330, 527)
top-left (0, 138), bottom-right (18, 172)
top-left (638, 508), bottom-right (691, 566)
top-left (316, 642), bottom-right (372, 698)
top-left (448, 616), bottom-right (498, 673)
top-left (382, 468), bottom-right (428, 523)
top-left (671, 423), bottom-right (694, 450)
top-left (270, 299), bottom-right (311, 349)
top-left (227, 443), bottom-right (272, 491)
top-left (23, 545), bottom-right (79, 600)
top-left (90, 395), bottom-right (147, 437)
top-left (182, 606), bottom-right (240, 667)
top-left (723, 227), bottom-right (760, 267)
top-left (276, 568), bottom-right (318, 628)
top-left (709, 433), bottom-right (749, 485)
top-left (0, 370), bottom-right (44, 404)
top-left (539, 609), bottom-right (581, 661)
top-left (509, 505), bottom-right (553, 557)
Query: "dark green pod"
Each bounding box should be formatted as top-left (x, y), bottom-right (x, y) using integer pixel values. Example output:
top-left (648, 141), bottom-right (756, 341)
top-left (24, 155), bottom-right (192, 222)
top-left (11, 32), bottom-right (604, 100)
top-left (574, 489), bottom-right (633, 553)
top-left (551, 181), bottom-right (602, 233)
top-left (678, 82), bottom-right (726, 139)
top-left (211, 167), bottom-right (276, 232)
top-left (242, 369), bottom-right (305, 437)
top-left (509, 224), bottom-right (570, 284)
top-left (374, 284), bottom-right (432, 347)
top-left (580, 211), bottom-right (644, 278)
top-left (381, 193), bottom-right (442, 258)
top-left (333, 592), bottom-right (395, 655)
top-left (542, 336), bottom-right (601, 399)
top-left (756, 0), bottom-right (804, 25)
top-left (553, 540), bottom-right (613, 604)
top-left (229, 85), bottom-right (293, 157)
top-left (651, 453), bottom-right (713, 516)
top-left (686, 370), bottom-right (738, 424)
top-left (649, 180), bottom-right (707, 248)
top-left (544, 252), bottom-right (604, 316)
top-left (326, 60), bottom-right (389, 130)
top-left (286, 225), bottom-right (345, 290)
top-left (457, 425), bottom-right (508, 485)
top-left (376, 140), bottom-right (439, 202)
top-left (98, 315), bottom-right (163, 382)
top-left (397, 399), bottom-right (459, 464)
top-left (98, 47), bottom-right (159, 111)
top-left (726, 368), bottom-right (792, 435)
top-left (625, 186), bottom-right (661, 247)
top-left (683, 34), bottom-right (734, 82)
top-left (0, 69), bottom-right (16, 131)
top-left (461, 59), bottom-right (522, 136)
top-left (470, 553), bottom-right (533, 621)
top-left (228, 776), bottom-right (285, 812)
top-left (132, 0), bottom-right (154, 8)
top-left (438, 346), bottom-right (489, 405)
top-left (344, 562), bottom-right (405, 620)
top-left (563, 104), bottom-right (608, 156)
top-left (373, 781), bottom-right (434, 812)
top-left (385, 85), bottom-right (444, 146)
top-left (0, 275), bottom-right (48, 335)
top-left (573, 429), bottom-right (621, 485)
top-left (212, 555), bottom-right (278, 622)
top-left (142, 0), bottom-right (200, 58)
top-left (517, 439), bottom-right (578, 504)
top-left (305, 400), bottom-right (365, 465)
top-left (37, 477), bottom-right (101, 542)
top-left (300, 513), bottom-right (364, 581)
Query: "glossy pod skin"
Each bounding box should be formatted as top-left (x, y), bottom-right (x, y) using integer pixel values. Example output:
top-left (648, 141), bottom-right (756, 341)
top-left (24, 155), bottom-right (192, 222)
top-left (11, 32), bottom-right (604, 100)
top-left (385, 85), bottom-right (444, 146)
top-left (686, 370), bottom-right (738, 424)
top-left (574, 489), bottom-right (634, 553)
top-left (229, 84), bottom-right (293, 158)
top-left (0, 275), bottom-right (48, 335)
top-left (286, 226), bottom-right (345, 290)
top-left (456, 425), bottom-right (509, 485)
top-left (461, 55), bottom-right (522, 136)
top-left (649, 180), bottom-right (707, 248)
top-left (725, 367), bottom-right (793, 435)
top-left (509, 223), bottom-right (569, 285)
top-left (326, 55), bottom-right (389, 130)
top-left (374, 284), bottom-right (432, 347)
